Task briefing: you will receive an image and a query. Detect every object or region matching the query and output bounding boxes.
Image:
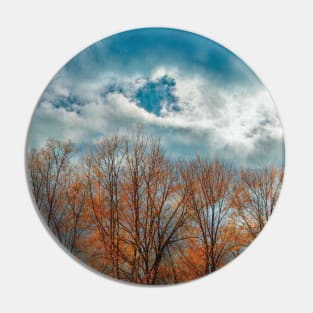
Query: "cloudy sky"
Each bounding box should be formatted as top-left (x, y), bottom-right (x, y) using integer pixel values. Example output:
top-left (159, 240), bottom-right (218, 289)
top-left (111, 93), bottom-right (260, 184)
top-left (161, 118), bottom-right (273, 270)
top-left (27, 28), bottom-right (284, 168)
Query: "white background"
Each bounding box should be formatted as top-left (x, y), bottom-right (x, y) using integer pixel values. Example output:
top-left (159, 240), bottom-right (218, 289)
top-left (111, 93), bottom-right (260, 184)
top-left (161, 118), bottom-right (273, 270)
top-left (0, 1), bottom-right (312, 312)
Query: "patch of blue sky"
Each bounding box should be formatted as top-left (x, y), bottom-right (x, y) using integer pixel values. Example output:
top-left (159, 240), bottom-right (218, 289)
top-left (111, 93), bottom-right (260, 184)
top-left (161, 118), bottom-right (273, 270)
top-left (133, 75), bottom-right (179, 116)
top-left (51, 94), bottom-right (81, 112)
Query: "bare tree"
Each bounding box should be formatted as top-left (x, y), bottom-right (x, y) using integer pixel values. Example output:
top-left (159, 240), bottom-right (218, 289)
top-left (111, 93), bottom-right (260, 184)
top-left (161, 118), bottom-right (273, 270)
top-left (231, 166), bottom-right (284, 238)
top-left (63, 171), bottom-right (86, 253)
top-left (84, 133), bottom-right (125, 278)
top-left (122, 130), bottom-right (189, 284)
top-left (27, 139), bottom-right (74, 243)
top-left (180, 159), bottom-right (234, 274)
top-left (27, 130), bottom-right (283, 284)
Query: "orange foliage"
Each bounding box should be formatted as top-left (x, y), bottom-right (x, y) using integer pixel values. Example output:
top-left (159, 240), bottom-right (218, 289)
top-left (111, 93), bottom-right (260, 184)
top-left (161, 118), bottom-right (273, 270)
top-left (27, 132), bottom-right (283, 284)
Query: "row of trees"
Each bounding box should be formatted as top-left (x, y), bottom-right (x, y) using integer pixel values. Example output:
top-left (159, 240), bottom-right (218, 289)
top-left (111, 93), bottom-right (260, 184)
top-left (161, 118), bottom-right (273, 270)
top-left (27, 130), bottom-right (283, 284)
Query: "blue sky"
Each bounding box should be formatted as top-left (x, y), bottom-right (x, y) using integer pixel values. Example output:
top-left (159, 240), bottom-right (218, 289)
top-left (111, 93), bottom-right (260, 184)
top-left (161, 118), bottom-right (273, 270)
top-left (27, 28), bottom-right (284, 167)
top-left (63, 28), bottom-right (254, 85)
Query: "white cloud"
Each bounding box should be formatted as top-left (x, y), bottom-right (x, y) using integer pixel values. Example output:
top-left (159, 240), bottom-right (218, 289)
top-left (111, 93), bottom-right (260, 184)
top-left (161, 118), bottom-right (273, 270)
top-left (27, 66), bottom-right (284, 167)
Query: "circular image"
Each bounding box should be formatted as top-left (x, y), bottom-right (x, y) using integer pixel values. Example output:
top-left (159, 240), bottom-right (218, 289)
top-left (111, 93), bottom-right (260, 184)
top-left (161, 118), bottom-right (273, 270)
top-left (26, 28), bottom-right (284, 285)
